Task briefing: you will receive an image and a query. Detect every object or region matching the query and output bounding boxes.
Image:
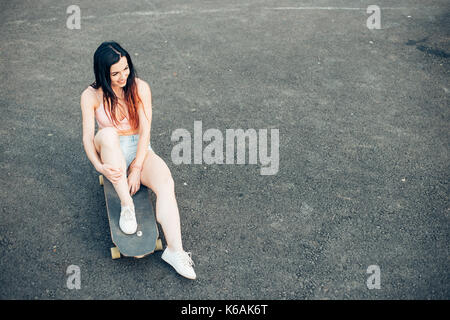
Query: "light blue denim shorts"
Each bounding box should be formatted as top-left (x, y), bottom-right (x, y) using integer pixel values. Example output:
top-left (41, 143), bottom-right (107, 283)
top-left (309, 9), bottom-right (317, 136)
top-left (119, 134), bottom-right (152, 169)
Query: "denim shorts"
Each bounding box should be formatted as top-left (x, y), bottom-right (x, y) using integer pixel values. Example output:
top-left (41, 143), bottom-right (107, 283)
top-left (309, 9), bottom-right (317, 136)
top-left (119, 134), bottom-right (152, 169)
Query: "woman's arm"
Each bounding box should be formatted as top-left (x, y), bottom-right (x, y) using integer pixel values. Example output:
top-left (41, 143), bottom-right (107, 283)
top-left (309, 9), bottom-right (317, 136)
top-left (80, 88), bottom-right (103, 172)
top-left (132, 79), bottom-right (153, 169)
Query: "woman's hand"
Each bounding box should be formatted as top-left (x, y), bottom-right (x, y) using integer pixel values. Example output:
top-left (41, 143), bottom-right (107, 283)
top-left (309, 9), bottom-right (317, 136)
top-left (127, 167), bottom-right (141, 196)
top-left (99, 163), bottom-right (124, 184)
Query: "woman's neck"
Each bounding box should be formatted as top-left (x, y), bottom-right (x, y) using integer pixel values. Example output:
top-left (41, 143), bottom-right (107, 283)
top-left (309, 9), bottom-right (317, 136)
top-left (111, 85), bottom-right (124, 98)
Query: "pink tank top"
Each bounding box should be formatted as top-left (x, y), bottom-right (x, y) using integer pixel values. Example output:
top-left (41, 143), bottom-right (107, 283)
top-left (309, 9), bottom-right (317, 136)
top-left (94, 89), bottom-right (132, 131)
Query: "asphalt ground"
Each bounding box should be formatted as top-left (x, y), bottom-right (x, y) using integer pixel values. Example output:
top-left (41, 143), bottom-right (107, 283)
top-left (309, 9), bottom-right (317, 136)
top-left (0, 0), bottom-right (449, 300)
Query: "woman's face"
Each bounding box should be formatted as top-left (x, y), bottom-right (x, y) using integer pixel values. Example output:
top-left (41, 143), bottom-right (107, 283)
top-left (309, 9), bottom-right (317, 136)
top-left (109, 56), bottom-right (130, 88)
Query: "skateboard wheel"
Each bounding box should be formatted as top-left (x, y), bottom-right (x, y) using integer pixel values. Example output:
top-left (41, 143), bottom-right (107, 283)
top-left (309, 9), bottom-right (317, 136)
top-left (99, 175), bottom-right (104, 186)
top-left (111, 247), bottom-right (121, 259)
top-left (155, 238), bottom-right (163, 251)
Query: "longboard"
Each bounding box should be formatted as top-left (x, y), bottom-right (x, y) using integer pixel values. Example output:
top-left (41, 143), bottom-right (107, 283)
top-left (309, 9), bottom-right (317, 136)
top-left (99, 175), bottom-right (163, 259)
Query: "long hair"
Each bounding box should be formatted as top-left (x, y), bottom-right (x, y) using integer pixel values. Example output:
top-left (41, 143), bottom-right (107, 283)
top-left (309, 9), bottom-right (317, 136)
top-left (90, 41), bottom-right (143, 130)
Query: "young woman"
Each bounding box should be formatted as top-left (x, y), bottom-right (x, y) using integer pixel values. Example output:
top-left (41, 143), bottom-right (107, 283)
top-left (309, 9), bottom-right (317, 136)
top-left (80, 41), bottom-right (196, 280)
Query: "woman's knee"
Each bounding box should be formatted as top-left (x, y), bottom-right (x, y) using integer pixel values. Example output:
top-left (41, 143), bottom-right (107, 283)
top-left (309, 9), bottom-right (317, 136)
top-left (154, 175), bottom-right (175, 196)
top-left (95, 127), bottom-right (120, 149)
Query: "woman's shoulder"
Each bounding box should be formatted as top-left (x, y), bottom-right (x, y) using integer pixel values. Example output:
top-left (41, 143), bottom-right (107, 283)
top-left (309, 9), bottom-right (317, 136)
top-left (81, 85), bottom-right (101, 109)
top-left (81, 85), bottom-right (100, 97)
top-left (135, 78), bottom-right (152, 97)
top-left (136, 77), bottom-right (151, 90)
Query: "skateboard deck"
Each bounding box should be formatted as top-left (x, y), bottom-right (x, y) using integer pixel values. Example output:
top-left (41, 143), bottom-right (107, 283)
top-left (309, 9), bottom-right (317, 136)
top-left (100, 175), bottom-right (163, 259)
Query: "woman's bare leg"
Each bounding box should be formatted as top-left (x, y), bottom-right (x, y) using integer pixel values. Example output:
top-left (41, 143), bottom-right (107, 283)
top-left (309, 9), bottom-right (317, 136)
top-left (94, 128), bottom-right (133, 207)
top-left (140, 150), bottom-right (183, 252)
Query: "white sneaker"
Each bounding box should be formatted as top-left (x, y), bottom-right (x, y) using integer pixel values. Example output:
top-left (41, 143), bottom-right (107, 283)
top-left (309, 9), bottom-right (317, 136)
top-left (119, 205), bottom-right (137, 235)
top-left (161, 248), bottom-right (197, 280)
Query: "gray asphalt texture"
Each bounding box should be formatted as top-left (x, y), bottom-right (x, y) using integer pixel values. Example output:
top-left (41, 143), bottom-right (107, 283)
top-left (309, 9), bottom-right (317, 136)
top-left (0, 0), bottom-right (449, 300)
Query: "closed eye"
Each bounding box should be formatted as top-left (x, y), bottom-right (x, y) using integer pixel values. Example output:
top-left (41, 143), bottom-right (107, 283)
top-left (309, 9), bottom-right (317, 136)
top-left (112, 65), bottom-right (129, 76)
